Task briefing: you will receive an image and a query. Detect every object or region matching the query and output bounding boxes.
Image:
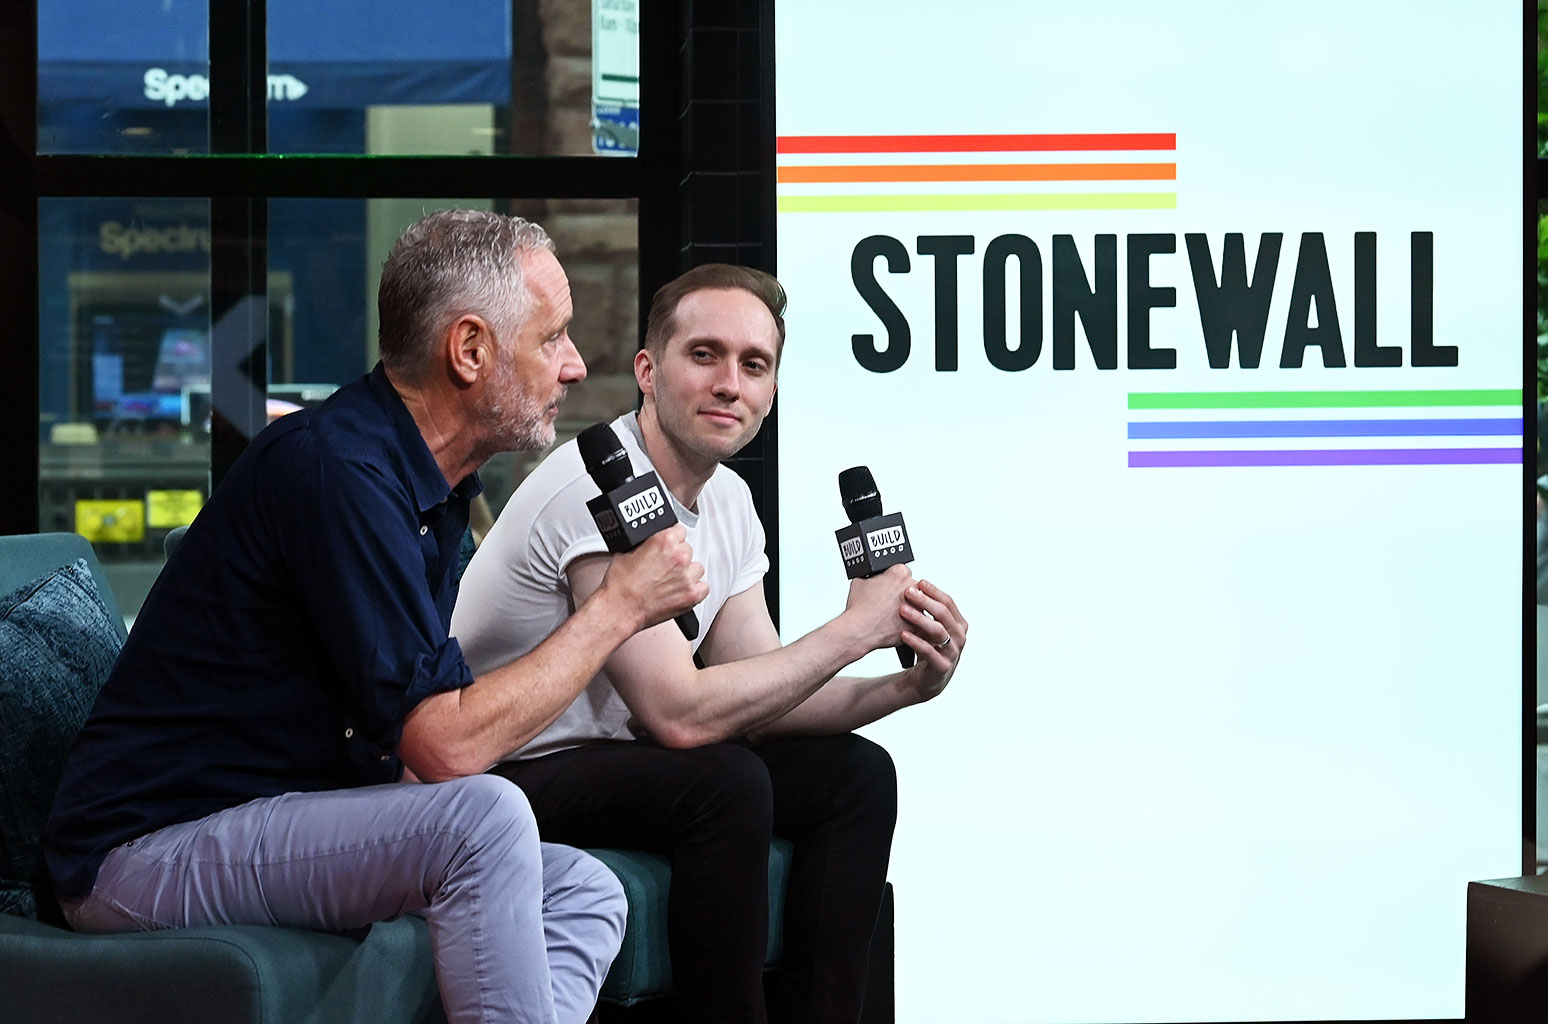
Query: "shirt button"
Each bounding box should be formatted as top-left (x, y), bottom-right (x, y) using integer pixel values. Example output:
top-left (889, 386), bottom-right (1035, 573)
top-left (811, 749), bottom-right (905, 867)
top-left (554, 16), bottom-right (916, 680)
top-left (344, 727), bottom-right (354, 738)
top-left (380, 755), bottom-right (391, 762)
top-left (419, 525), bottom-right (428, 535)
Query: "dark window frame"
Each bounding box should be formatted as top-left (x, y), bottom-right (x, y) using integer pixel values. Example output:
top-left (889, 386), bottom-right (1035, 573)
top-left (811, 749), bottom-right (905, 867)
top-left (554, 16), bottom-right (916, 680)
top-left (2, 0), bottom-right (781, 619)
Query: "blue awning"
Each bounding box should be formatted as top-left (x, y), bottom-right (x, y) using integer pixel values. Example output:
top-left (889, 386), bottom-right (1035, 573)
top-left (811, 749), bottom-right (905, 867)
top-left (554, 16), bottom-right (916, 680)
top-left (39, 0), bottom-right (513, 110)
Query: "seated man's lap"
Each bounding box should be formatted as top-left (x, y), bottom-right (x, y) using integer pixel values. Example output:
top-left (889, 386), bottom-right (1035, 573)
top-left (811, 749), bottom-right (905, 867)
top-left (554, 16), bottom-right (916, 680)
top-left (752, 733), bottom-right (899, 837)
top-left (490, 733), bottom-right (897, 852)
top-left (490, 740), bottom-right (776, 852)
top-left (65, 775), bottom-right (542, 934)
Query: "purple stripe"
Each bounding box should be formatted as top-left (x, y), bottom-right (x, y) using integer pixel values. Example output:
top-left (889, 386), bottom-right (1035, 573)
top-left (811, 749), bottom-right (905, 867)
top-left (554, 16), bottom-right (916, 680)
top-left (1128, 448), bottom-right (1523, 468)
top-left (1127, 417), bottom-right (1523, 439)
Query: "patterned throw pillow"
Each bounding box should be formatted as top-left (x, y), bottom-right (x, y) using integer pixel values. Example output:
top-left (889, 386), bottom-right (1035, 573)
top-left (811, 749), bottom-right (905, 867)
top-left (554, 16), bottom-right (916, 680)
top-left (0, 558), bottom-right (122, 918)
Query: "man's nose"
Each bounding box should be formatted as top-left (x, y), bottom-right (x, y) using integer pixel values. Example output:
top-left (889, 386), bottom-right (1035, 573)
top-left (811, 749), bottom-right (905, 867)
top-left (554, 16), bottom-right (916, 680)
top-left (712, 361), bottom-right (740, 398)
top-left (560, 336), bottom-right (587, 383)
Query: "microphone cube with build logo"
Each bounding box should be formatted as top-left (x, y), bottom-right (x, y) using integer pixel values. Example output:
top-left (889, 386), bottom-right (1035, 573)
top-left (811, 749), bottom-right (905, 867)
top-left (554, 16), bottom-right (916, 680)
top-left (835, 512), bottom-right (913, 579)
top-left (586, 472), bottom-right (676, 553)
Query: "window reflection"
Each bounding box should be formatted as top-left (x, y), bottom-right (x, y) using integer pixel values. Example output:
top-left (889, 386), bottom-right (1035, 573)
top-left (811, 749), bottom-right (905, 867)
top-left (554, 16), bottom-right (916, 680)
top-left (40, 197), bottom-right (638, 620)
top-left (38, 1), bottom-right (209, 153)
top-left (38, 200), bottom-right (212, 618)
top-left (38, 1), bottom-right (638, 157)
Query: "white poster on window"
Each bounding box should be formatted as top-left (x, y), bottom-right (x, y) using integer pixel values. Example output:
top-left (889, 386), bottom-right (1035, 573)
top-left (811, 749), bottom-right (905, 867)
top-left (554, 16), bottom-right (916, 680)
top-left (774, 2), bottom-right (1523, 1021)
top-left (592, 0), bottom-right (640, 154)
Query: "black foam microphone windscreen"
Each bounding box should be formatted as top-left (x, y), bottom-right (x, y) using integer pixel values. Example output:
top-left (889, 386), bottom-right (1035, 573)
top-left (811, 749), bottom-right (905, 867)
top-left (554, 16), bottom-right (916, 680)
top-left (835, 466), bottom-right (915, 668)
top-left (578, 423), bottom-right (700, 640)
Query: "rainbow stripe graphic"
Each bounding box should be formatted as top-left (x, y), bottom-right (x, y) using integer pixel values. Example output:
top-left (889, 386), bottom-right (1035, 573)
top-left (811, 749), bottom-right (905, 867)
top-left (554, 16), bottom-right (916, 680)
top-left (1126, 389), bottom-right (1523, 467)
top-left (776, 133), bottom-right (1176, 214)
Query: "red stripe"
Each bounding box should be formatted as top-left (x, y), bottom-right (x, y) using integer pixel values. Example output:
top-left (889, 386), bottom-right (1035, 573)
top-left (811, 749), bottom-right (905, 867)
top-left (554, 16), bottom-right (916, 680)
top-left (777, 133), bottom-right (1176, 154)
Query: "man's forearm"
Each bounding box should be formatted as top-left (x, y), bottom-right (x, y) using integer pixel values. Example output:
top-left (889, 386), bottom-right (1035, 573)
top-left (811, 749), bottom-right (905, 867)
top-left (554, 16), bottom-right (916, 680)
top-left (738, 577), bottom-right (964, 741)
top-left (403, 526), bottom-right (705, 780)
top-left (751, 668), bottom-right (923, 741)
top-left (611, 567), bottom-right (923, 748)
top-left (639, 617), bottom-right (876, 747)
top-left (468, 586), bottom-right (645, 753)
top-left (400, 585), bottom-right (644, 780)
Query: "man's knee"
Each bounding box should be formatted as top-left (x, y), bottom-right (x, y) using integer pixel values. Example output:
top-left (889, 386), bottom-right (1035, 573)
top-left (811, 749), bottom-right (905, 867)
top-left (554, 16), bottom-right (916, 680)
top-left (676, 744), bottom-right (774, 837)
top-left (836, 734), bottom-right (898, 824)
top-left (584, 857), bottom-right (628, 934)
top-left (846, 734), bottom-right (896, 786)
top-left (544, 844), bottom-right (628, 939)
top-left (440, 773), bottom-right (539, 851)
top-left (684, 744), bottom-right (774, 804)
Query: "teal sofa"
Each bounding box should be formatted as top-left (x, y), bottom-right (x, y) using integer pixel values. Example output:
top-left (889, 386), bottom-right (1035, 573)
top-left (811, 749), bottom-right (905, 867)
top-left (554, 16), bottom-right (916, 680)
top-left (0, 531), bottom-right (448, 1024)
top-left (0, 532), bottom-right (870, 1022)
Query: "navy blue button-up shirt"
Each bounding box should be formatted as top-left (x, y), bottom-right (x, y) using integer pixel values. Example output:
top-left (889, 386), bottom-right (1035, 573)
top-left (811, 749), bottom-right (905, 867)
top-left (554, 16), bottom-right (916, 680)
top-left (45, 364), bottom-right (480, 901)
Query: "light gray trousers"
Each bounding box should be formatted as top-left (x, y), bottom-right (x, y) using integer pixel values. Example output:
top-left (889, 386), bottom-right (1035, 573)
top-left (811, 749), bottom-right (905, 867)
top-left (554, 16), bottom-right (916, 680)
top-left (62, 774), bottom-right (626, 1024)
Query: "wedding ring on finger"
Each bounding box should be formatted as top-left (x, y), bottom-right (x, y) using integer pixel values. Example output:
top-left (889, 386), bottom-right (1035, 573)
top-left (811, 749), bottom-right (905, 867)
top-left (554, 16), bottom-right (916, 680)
top-left (935, 634), bottom-right (951, 648)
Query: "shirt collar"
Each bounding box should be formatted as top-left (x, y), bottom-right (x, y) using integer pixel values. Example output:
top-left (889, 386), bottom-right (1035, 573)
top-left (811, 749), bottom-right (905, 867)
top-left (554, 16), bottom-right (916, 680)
top-left (366, 362), bottom-right (483, 513)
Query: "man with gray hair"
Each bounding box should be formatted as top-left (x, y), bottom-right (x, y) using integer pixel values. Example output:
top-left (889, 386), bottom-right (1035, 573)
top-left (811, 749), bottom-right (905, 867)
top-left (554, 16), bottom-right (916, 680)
top-left (44, 209), bottom-right (707, 1024)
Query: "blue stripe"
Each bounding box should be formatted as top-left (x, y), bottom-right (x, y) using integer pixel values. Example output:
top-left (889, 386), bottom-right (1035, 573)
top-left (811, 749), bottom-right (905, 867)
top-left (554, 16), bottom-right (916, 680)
top-left (1127, 417), bottom-right (1524, 439)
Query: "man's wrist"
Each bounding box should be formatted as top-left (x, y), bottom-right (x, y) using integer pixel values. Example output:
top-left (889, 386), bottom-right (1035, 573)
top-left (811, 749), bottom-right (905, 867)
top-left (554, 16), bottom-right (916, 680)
top-left (579, 580), bottom-right (646, 647)
top-left (829, 609), bottom-right (879, 667)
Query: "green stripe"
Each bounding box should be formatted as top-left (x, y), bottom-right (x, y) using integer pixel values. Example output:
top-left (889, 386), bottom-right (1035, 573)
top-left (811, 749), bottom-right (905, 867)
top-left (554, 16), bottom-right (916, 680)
top-left (600, 73), bottom-right (639, 83)
top-left (778, 193), bottom-right (1176, 213)
top-left (1128, 389), bottom-right (1522, 410)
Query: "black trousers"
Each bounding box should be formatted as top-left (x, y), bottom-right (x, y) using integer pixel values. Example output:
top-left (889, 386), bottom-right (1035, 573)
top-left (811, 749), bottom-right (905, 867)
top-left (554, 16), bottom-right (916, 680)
top-left (491, 733), bottom-right (898, 1024)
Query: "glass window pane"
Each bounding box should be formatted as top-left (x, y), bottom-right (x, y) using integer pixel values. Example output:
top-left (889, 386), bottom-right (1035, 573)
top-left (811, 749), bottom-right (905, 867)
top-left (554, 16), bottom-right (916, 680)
top-left (38, 1), bottom-right (210, 154)
top-left (483, 199), bottom-right (641, 511)
top-left (267, 1), bottom-right (636, 156)
top-left (267, 197), bottom-right (638, 516)
top-left (36, 1), bottom-right (638, 157)
top-left (39, 198), bottom-right (213, 623)
top-left (39, 197), bottom-right (638, 624)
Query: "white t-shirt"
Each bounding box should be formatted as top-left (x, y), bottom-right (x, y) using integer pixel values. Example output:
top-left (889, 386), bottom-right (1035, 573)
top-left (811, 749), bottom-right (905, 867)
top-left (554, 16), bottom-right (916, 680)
top-left (451, 412), bottom-right (769, 760)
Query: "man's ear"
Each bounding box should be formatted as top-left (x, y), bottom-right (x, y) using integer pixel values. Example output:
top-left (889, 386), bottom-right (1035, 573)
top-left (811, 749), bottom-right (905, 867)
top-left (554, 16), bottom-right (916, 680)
top-left (633, 347), bottom-right (656, 396)
top-left (447, 315), bottom-right (491, 386)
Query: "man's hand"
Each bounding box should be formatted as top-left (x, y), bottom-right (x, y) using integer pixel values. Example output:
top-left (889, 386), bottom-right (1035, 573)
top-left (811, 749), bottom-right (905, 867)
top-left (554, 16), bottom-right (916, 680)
top-left (402, 533), bottom-right (704, 782)
top-left (841, 563), bottom-right (916, 653)
top-left (596, 525), bottom-right (708, 634)
top-left (896, 579), bottom-right (967, 701)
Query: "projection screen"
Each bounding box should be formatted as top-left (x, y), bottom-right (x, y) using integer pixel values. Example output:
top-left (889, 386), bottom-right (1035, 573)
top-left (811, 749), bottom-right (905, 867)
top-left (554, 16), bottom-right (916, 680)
top-left (773, 2), bottom-right (1525, 1021)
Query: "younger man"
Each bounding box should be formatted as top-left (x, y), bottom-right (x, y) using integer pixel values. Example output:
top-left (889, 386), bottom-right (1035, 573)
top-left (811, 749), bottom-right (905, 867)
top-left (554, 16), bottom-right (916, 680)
top-left (453, 264), bottom-right (967, 1023)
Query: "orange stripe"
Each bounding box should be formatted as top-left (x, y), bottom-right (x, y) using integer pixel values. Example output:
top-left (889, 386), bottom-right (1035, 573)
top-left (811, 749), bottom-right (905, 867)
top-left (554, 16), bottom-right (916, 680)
top-left (778, 162), bottom-right (1176, 184)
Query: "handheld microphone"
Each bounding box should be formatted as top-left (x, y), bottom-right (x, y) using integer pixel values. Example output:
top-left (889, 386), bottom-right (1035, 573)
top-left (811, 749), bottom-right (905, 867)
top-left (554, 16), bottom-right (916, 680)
top-left (578, 423), bottom-right (700, 641)
top-left (835, 466), bottom-right (915, 668)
